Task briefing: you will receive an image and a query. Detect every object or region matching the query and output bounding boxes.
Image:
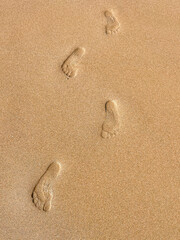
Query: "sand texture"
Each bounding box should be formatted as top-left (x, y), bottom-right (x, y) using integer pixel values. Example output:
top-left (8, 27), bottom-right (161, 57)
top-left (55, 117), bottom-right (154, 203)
top-left (0, 0), bottom-right (180, 239)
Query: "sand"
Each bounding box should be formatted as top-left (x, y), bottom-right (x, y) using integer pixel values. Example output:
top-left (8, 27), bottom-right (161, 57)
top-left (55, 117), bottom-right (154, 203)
top-left (0, 0), bottom-right (180, 239)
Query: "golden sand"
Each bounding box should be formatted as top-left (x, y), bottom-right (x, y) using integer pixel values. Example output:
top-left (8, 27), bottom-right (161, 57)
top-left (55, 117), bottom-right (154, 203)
top-left (0, 0), bottom-right (180, 239)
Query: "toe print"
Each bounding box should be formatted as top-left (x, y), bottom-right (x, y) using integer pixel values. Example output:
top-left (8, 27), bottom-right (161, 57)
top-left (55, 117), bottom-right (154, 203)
top-left (43, 192), bottom-right (53, 212)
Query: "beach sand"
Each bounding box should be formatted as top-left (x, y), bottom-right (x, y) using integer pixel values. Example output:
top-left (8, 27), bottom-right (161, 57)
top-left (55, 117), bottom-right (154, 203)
top-left (0, 0), bottom-right (180, 239)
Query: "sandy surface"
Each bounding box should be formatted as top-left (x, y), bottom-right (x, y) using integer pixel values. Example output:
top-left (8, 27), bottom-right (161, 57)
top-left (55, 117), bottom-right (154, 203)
top-left (0, 0), bottom-right (180, 239)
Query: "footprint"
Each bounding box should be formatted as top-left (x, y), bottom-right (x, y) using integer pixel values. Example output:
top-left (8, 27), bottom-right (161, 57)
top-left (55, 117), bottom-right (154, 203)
top-left (61, 47), bottom-right (85, 78)
top-left (104, 10), bottom-right (120, 35)
top-left (101, 100), bottom-right (120, 138)
top-left (32, 161), bottom-right (61, 212)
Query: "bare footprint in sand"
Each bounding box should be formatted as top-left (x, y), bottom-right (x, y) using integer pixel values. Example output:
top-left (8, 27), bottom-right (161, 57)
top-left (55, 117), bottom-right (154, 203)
top-left (61, 47), bottom-right (85, 78)
top-left (32, 161), bottom-right (61, 212)
top-left (104, 10), bottom-right (120, 35)
top-left (101, 100), bottom-right (120, 138)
